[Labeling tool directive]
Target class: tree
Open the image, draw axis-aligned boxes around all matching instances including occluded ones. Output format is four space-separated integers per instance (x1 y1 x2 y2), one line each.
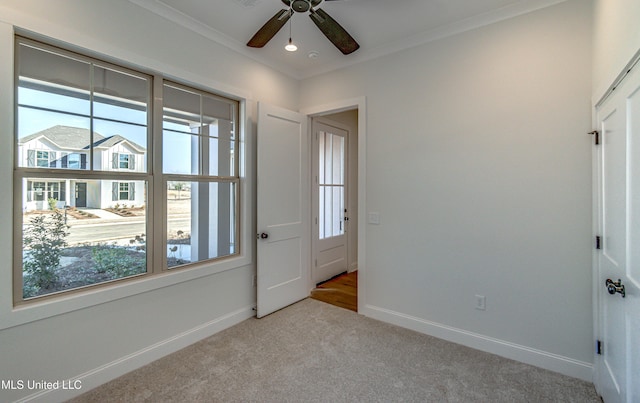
173 182 185 199
23 210 69 297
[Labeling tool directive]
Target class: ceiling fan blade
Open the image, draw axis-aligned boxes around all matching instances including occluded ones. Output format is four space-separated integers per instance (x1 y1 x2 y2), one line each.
247 9 293 48
309 8 359 55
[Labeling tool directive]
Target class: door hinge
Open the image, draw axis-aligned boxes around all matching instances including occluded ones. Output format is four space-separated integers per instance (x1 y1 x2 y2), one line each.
596 340 603 355
589 130 600 145
596 236 602 250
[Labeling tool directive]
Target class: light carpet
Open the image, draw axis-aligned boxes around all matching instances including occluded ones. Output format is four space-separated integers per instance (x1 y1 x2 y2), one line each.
71 299 599 402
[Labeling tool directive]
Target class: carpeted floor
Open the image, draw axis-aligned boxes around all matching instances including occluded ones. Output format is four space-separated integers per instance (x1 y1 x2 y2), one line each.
70 299 599 402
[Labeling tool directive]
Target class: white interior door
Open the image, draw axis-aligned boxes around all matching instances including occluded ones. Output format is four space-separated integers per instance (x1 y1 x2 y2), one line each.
256 103 310 318
312 119 348 284
594 62 640 403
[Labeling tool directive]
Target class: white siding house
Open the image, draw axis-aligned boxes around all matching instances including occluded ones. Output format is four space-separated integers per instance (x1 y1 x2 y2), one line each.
18 125 146 211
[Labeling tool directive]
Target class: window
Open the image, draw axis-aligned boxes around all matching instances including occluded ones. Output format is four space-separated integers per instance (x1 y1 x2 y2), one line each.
112 182 135 201
112 152 135 170
36 150 51 167
119 153 130 169
28 181 45 201
163 82 239 268
26 180 66 203
14 38 150 301
318 130 345 239
64 153 86 169
14 37 240 304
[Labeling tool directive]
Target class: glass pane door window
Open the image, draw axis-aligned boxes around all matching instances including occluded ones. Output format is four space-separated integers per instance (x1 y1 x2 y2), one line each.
318 130 345 240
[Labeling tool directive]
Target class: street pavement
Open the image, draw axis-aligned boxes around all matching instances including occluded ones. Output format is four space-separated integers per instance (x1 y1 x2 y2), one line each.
37 208 191 245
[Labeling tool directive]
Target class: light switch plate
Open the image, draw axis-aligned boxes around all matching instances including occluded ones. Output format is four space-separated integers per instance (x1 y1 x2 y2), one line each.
368 212 380 225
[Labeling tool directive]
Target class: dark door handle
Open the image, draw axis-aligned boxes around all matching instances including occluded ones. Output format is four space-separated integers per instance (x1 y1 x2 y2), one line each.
257 232 269 239
606 279 625 298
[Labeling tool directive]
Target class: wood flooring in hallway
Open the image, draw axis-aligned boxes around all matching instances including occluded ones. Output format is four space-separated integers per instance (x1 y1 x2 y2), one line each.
310 271 357 312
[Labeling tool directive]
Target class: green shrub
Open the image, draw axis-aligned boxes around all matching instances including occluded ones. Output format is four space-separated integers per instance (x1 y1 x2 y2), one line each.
92 245 145 278
47 197 58 211
22 211 69 297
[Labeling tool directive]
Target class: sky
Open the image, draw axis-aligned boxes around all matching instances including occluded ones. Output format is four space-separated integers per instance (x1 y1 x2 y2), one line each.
17 86 227 175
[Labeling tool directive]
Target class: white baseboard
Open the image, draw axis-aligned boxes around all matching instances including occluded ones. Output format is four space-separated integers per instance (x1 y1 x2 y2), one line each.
361 304 593 382
18 306 255 403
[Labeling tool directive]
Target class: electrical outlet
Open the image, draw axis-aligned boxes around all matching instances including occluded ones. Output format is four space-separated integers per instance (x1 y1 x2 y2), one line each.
475 295 486 311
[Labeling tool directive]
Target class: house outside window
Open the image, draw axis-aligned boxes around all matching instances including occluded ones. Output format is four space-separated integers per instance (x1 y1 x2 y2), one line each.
14 36 241 304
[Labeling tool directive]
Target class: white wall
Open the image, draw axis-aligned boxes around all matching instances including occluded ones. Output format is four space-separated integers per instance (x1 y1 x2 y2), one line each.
592 0 640 101
301 0 594 379
0 0 298 401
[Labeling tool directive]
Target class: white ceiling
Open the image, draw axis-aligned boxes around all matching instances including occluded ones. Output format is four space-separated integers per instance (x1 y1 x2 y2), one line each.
127 0 566 79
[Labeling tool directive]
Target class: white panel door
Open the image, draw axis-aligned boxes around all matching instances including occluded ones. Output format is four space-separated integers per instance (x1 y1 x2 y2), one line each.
312 119 348 284
594 63 640 403
256 103 310 318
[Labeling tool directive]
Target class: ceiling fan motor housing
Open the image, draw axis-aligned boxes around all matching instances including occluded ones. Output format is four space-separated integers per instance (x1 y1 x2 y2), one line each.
282 0 322 13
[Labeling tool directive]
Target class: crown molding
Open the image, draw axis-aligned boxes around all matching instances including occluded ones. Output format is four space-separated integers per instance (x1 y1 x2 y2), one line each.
127 0 304 79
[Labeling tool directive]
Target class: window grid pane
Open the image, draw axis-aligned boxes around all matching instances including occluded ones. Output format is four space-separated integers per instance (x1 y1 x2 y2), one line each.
17 42 150 173
166 180 237 268
318 130 345 240
21 178 148 300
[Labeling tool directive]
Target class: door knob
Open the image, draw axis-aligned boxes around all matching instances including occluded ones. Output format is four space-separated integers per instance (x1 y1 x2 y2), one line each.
606 279 625 298
257 232 269 239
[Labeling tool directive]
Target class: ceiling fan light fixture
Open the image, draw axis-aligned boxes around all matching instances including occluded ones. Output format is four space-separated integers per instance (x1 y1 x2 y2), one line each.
285 16 298 52
285 38 298 52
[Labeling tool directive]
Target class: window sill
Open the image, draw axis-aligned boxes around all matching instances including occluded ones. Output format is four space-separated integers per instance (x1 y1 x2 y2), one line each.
1 253 251 331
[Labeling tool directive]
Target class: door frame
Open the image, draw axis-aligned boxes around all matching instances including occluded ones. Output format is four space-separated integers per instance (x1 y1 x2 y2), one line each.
302 96 366 312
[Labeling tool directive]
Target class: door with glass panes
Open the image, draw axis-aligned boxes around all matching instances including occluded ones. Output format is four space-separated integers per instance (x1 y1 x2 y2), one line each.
312 119 348 284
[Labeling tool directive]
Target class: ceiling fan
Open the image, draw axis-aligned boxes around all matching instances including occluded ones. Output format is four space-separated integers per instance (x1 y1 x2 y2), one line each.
247 0 359 55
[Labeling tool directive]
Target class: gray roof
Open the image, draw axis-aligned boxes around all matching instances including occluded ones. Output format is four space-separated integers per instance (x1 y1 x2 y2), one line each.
19 125 146 153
